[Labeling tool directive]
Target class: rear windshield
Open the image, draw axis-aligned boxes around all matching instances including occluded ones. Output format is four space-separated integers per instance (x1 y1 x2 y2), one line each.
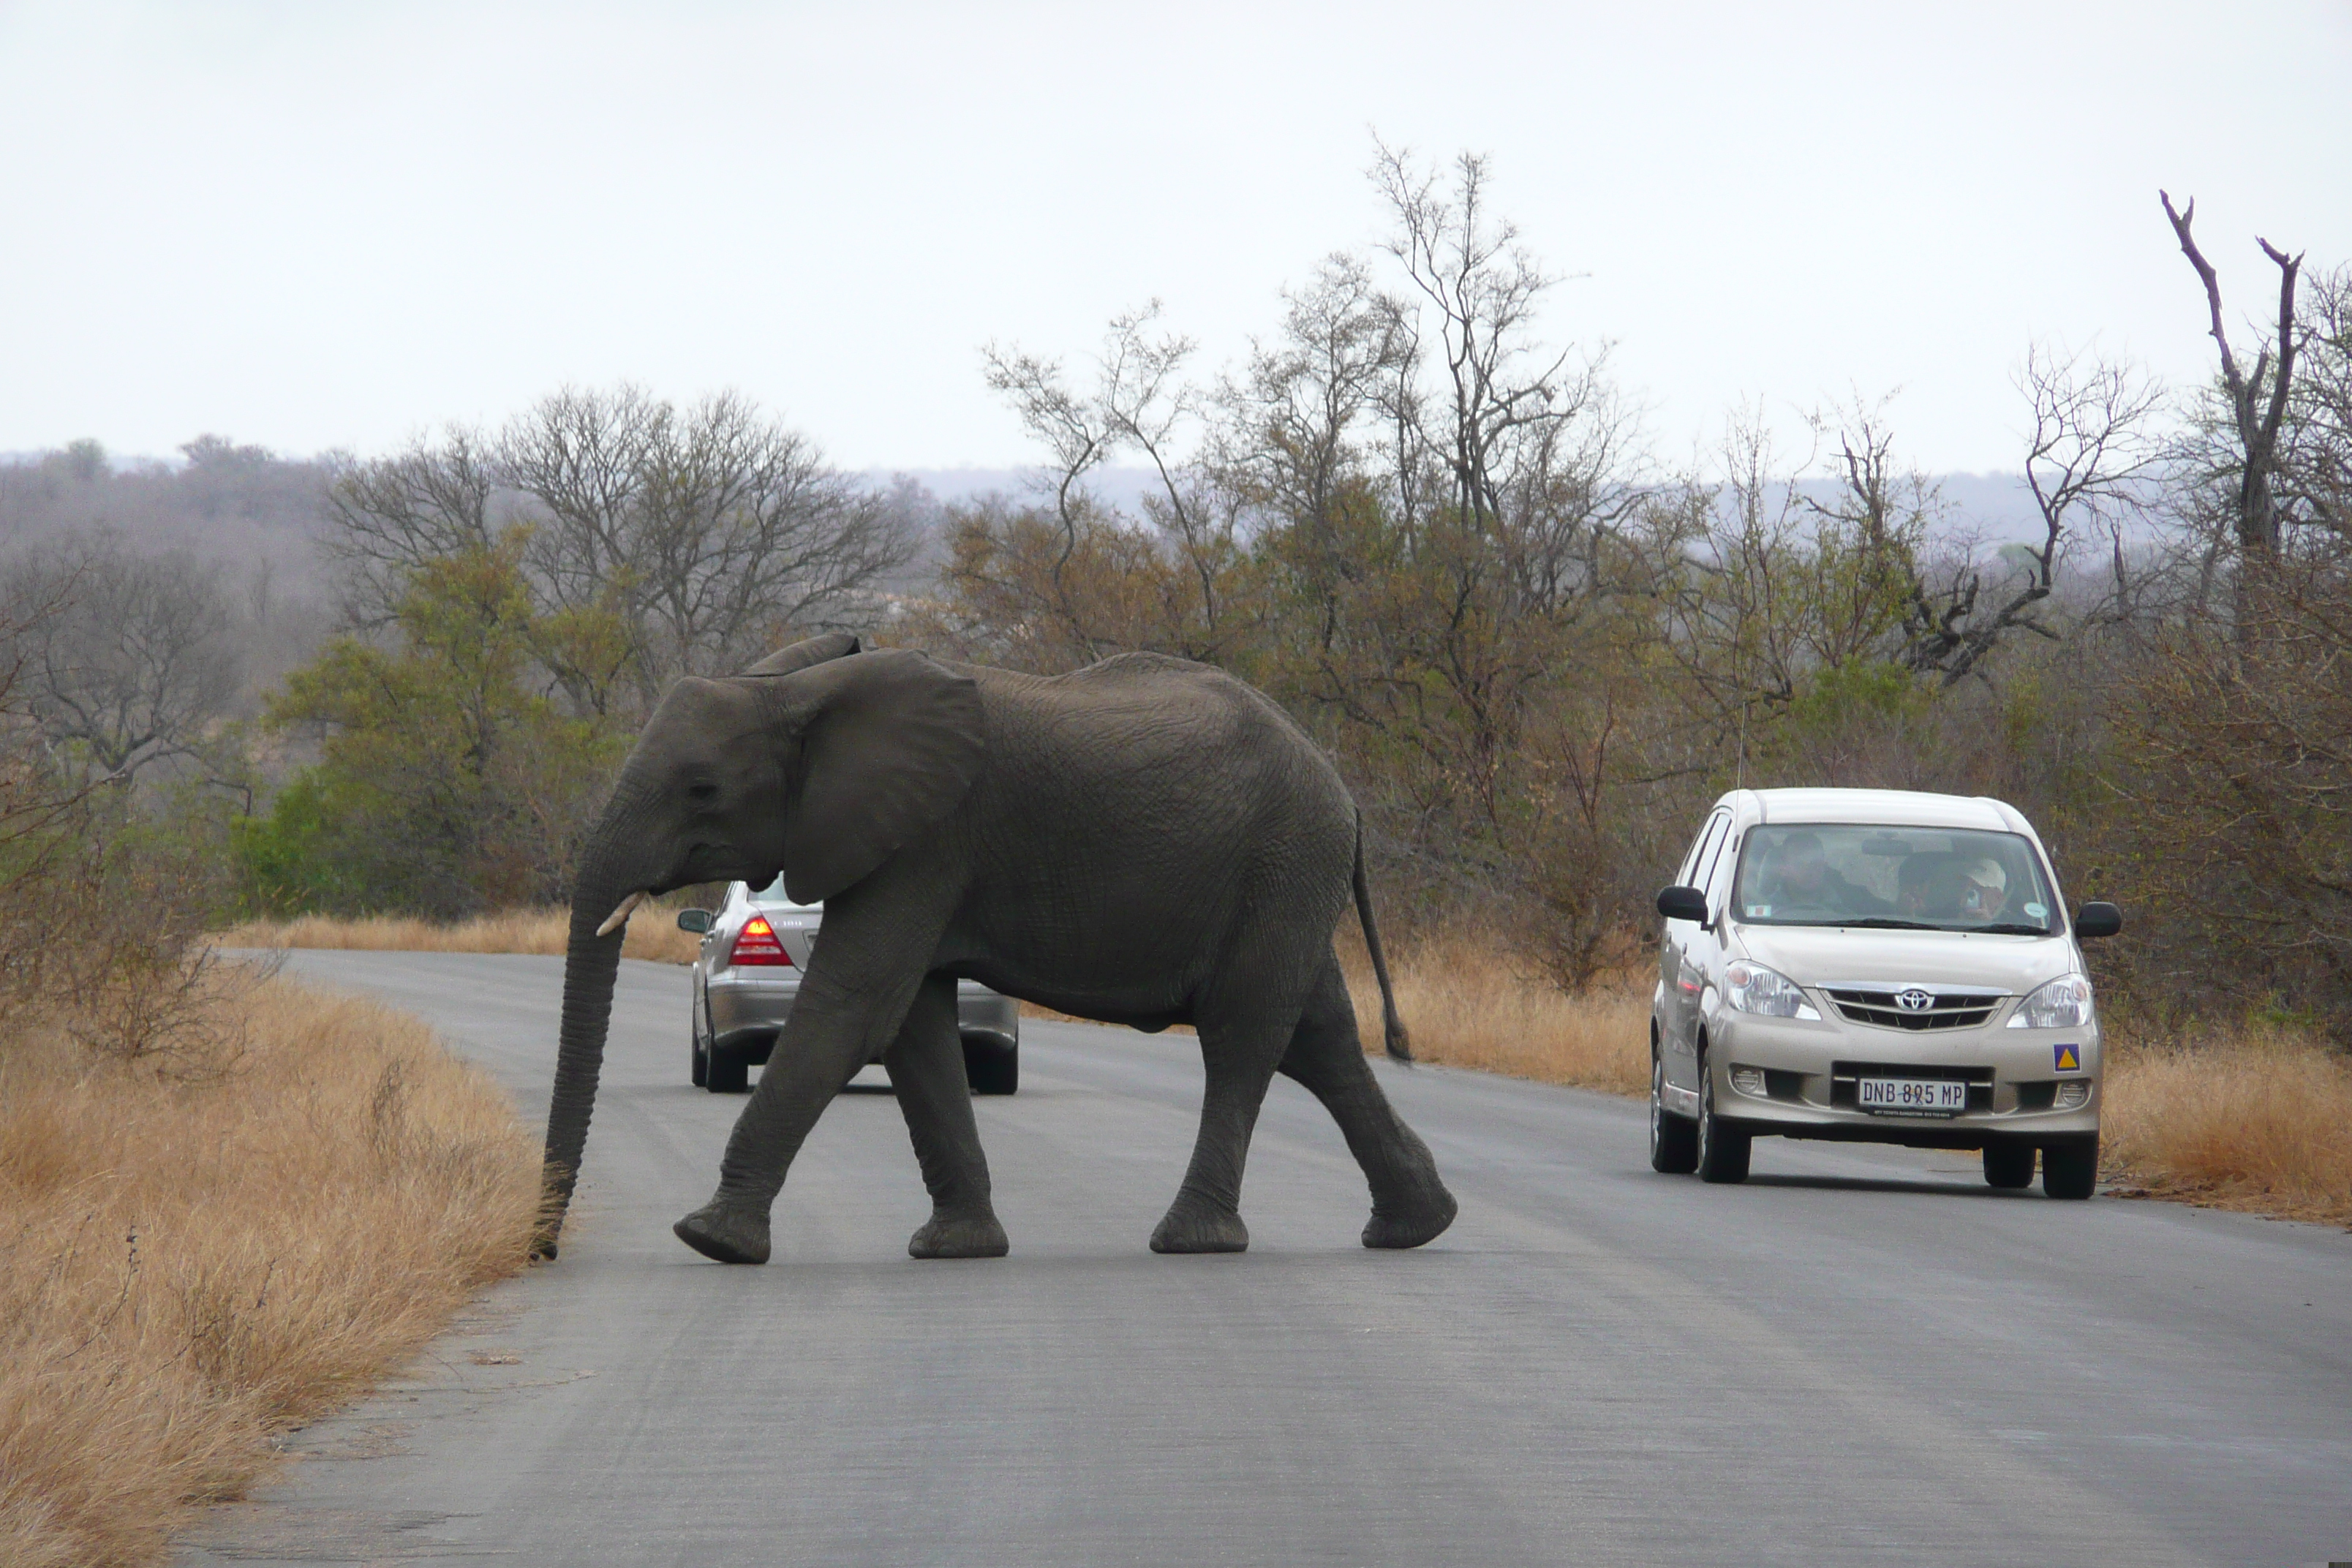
1732 824 2059 934
746 875 821 913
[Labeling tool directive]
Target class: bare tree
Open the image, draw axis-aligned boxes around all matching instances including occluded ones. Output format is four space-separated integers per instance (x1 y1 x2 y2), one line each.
320 424 502 628
0 533 243 783
320 385 922 716
504 386 919 709
2154 190 2304 583
1368 142 1645 614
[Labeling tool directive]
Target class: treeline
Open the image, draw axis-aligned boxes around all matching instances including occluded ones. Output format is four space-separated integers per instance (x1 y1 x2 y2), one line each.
2 151 2346 1035
902 157 2352 1032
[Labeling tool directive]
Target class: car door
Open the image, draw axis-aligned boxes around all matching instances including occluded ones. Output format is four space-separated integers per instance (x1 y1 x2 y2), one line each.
1686 814 1746 1061
1662 809 1730 1085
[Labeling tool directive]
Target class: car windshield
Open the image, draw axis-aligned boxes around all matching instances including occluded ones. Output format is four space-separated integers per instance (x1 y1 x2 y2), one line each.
1731 824 2059 934
745 875 821 913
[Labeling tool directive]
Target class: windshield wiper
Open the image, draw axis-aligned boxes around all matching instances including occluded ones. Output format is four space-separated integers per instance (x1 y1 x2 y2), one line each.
1972 922 2055 936
1833 917 1940 930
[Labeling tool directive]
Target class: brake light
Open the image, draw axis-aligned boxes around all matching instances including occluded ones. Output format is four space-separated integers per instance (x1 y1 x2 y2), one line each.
728 914 793 968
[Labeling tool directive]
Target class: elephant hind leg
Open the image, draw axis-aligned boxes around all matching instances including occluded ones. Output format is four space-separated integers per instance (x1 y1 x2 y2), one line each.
1278 955 1458 1250
888 973 1009 1259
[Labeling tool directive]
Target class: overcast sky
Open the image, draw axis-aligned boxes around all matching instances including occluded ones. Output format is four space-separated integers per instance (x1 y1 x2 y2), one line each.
4 1 2348 477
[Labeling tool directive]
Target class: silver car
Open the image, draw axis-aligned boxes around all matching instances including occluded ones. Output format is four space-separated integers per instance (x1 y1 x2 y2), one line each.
1650 788 2122 1198
676 875 1021 1096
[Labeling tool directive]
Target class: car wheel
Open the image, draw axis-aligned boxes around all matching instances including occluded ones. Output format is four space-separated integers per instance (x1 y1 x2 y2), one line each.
963 1035 1017 1096
1695 1056 1752 1184
1649 1049 1698 1174
2041 1136 2098 1199
706 1046 750 1094
1983 1142 2035 1188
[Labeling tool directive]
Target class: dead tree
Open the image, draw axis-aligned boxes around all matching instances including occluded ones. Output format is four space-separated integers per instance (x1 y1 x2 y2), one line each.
2160 191 2304 632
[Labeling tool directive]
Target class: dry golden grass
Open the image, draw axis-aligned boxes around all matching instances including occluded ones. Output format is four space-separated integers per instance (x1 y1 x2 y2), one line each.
0 975 541 1568
1341 932 1648 1094
216 907 700 965
2103 1024 2352 1227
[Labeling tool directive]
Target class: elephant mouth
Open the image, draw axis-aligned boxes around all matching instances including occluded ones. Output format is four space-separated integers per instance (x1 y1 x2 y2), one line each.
593 843 760 935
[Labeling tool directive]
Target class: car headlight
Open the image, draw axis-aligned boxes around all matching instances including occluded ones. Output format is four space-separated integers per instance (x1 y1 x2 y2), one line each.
2008 974 2095 1029
1724 961 1820 1019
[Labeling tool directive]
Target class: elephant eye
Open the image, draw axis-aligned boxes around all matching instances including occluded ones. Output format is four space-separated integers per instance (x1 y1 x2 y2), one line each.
687 782 720 804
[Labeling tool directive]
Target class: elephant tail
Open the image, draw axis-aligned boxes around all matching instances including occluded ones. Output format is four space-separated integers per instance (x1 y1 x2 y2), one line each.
1352 818 1412 1063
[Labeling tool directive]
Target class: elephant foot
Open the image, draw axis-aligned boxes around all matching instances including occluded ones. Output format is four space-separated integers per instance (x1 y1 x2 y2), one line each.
1362 1186 1459 1250
673 1201 772 1265
908 1210 1009 1259
1149 1193 1249 1254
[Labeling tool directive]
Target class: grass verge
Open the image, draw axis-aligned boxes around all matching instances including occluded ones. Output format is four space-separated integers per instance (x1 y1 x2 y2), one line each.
0 973 540 1568
2103 1025 2352 1228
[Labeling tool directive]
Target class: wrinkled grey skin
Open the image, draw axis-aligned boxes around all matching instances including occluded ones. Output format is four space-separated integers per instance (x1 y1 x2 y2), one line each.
538 633 1456 1265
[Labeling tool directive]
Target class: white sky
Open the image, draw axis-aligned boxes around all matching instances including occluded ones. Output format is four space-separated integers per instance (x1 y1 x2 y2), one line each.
3 1 2348 476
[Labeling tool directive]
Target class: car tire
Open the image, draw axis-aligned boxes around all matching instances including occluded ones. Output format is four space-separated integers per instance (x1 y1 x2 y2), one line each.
2041 1137 2098 1200
1695 1058 1752 1184
1983 1142 2035 1188
690 997 710 1088
962 1036 1018 1096
706 1047 750 1094
1650 1049 1698 1174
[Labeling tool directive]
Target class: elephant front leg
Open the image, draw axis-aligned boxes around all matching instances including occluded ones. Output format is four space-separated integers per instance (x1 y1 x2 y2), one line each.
887 973 1008 1259
674 971 910 1265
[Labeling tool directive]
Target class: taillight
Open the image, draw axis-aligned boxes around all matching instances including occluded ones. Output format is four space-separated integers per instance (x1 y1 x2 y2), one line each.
728 914 794 968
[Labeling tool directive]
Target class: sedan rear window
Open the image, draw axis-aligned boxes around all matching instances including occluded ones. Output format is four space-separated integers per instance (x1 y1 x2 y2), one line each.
1732 825 2059 934
746 875 821 913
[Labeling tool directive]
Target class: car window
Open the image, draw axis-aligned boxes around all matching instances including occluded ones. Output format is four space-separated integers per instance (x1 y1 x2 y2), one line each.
1731 824 2058 932
1683 812 1730 892
1701 825 1742 905
1689 812 1733 897
745 874 822 914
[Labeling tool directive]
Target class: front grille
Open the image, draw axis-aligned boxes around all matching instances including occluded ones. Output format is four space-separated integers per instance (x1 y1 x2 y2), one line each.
1828 987 2002 1031
1831 1060 1994 1113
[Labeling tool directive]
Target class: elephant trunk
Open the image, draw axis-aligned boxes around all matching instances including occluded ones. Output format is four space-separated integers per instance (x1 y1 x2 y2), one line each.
535 799 652 1260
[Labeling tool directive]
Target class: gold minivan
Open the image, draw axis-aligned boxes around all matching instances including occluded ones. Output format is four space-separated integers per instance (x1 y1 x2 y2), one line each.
1650 788 2121 1197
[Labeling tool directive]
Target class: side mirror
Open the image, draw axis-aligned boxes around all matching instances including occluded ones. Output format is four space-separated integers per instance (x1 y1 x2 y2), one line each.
2072 901 2122 941
675 908 714 935
1656 885 1710 924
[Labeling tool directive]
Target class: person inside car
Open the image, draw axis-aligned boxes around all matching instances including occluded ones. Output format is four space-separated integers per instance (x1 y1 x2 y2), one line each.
1760 831 1886 913
1917 856 2008 923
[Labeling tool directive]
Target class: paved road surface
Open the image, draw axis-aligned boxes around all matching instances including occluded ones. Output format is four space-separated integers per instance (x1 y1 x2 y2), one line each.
181 951 2351 1567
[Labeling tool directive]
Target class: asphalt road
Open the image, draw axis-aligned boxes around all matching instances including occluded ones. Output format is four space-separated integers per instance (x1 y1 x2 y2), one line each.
180 951 2350 1567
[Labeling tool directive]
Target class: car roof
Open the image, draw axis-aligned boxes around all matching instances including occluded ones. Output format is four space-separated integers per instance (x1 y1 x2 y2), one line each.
1732 788 2026 834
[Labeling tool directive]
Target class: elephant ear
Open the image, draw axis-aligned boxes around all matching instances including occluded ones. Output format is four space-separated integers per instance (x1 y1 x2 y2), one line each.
774 649 984 904
742 631 860 677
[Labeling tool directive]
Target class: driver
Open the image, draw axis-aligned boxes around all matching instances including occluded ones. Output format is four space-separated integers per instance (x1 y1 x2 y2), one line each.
1763 832 1882 912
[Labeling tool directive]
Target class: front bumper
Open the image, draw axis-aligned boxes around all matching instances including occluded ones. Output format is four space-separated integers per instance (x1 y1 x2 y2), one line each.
706 970 1019 1060
1699 1011 2100 1145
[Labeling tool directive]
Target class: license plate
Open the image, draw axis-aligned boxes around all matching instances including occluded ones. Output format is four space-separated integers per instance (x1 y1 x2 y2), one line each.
1857 1077 1968 1115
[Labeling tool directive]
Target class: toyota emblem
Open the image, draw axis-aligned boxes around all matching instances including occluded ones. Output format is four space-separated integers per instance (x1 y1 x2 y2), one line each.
1895 987 1934 1011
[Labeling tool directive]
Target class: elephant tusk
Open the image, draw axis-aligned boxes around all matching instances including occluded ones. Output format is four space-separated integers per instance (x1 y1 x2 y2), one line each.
595 892 647 938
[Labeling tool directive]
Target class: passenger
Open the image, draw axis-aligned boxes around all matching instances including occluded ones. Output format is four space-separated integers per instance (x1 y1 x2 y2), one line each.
1918 857 2008 922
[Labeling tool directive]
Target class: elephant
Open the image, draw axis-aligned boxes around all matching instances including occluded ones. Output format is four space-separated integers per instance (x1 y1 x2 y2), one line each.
537 632 1458 1266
